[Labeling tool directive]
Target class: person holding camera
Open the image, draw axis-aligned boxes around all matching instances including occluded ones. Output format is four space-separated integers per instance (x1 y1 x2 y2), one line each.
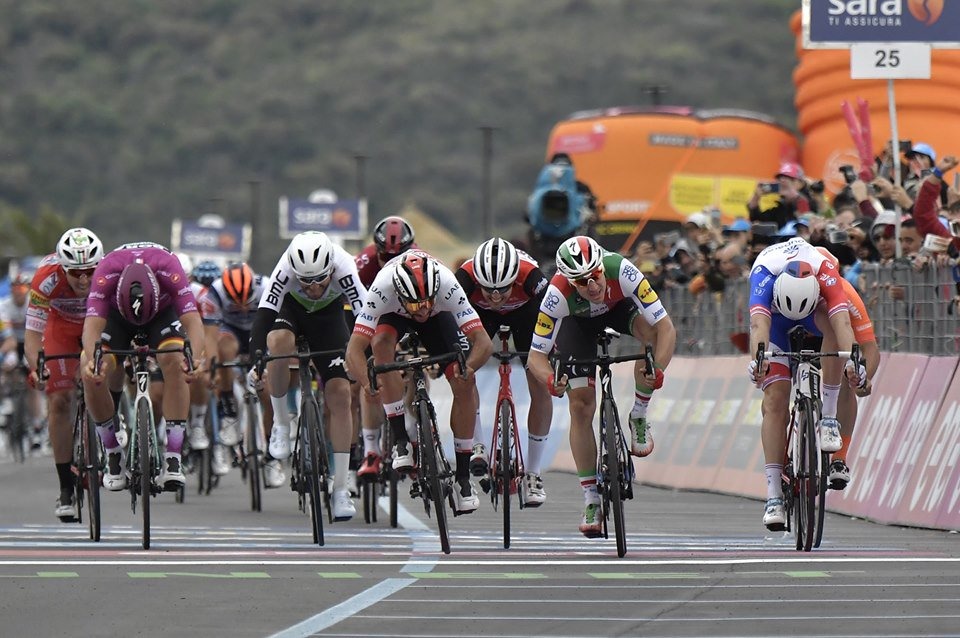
747 162 812 230
911 155 959 252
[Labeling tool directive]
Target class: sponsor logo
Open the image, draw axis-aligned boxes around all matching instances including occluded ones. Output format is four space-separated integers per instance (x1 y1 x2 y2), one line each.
455 309 473 320
543 292 560 312
819 274 837 287
652 308 666 320
39 273 59 296
622 263 638 283
533 278 548 295
635 278 659 305
328 356 345 368
534 313 555 337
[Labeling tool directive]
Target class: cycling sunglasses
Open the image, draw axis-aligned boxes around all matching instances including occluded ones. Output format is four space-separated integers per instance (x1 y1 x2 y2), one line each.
297 273 332 287
571 268 604 287
66 267 96 278
481 283 512 296
402 299 435 314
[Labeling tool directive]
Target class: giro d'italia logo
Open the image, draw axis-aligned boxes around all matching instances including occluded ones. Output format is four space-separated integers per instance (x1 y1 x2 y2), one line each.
907 0 944 25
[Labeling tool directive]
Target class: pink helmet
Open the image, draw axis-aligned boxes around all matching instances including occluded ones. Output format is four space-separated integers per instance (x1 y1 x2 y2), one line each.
116 261 160 326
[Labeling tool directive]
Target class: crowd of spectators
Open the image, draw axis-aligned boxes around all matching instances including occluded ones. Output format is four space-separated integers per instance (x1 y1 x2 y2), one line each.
630 142 960 308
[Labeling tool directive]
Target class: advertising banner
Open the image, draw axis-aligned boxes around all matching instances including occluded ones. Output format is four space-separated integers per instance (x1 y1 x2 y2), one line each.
170 218 251 263
803 0 960 48
279 197 367 240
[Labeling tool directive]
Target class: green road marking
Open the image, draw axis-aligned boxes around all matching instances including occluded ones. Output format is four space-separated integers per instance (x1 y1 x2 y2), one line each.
591 573 710 580
317 572 362 578
413 572 546 579
127 572 271 579
784 571 830 578
0 572 80 578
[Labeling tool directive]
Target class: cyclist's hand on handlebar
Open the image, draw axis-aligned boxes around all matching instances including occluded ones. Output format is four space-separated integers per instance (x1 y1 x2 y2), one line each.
26 368 44 391
246 366 266 391
642 367 664 390
80 350 105 384
844 358 867 389
747 359 768 387
546 372 568 397
855 377 873 397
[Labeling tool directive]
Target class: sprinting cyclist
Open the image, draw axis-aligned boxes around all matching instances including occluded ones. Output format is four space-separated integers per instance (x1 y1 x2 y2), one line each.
747 236 865 531
353 216 417 481
21 228 104 520
455 237 553 506
248 231 367 521
1 272 44 448
202 263 284 486
345 250 493 515
527 236 676 537
80 242 207 491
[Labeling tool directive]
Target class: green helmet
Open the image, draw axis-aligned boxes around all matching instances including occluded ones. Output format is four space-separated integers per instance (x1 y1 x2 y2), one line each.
556 236 604 279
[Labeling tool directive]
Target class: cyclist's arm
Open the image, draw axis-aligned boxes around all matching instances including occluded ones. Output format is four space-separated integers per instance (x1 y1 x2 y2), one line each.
749 313 771 357
862 339 880 380
23 328 42 371
345 331 372 389
178 310 207 369
650 313 677 371
80 315 108 375
526 349 553 387
463 326 492 375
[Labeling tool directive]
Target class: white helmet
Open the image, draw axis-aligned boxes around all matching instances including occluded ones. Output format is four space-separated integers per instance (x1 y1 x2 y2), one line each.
473 238 520 290
175 252 194 277
287 231 334 280
773 261 820 320
57 227 104 269
556 236 604 280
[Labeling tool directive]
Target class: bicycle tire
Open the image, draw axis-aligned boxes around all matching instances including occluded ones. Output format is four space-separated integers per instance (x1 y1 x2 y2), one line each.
418 399 450 555
794 398 817 552
83 409 101 542
8 390 27 463
196 446 211 497
247 401 262 513
384 424 398 529
137 397 152 550
602 398 627 558
814 450 829 548
301 399 325 546
498 399 512 550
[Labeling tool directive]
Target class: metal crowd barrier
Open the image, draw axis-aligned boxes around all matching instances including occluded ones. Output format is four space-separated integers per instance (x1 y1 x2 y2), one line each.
611 262 960 357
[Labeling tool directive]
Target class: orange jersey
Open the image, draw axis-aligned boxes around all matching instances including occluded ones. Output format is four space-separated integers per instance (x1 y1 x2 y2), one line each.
25 254 88 333
842 278 875 344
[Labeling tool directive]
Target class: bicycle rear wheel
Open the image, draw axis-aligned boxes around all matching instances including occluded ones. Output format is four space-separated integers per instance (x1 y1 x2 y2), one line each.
301 399 325 546
794 398 817 552
418 400 450 555
602 398 627 557
137 398 152 550
83 409 101 542
498 399 513 549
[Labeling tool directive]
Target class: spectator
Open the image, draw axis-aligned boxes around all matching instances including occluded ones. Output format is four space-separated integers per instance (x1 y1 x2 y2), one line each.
898 216 923 257
747 162 812 229
722 218 751 251
867 210 899 263
912 154 958 252
904 143 937 201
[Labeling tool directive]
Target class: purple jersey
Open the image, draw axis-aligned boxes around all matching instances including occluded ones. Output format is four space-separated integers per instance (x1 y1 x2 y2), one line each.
86 243 198 319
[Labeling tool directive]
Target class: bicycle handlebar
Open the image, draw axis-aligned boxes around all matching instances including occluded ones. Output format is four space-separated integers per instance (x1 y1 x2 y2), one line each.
36 350 80 381
93 339 195 375
366 348 465 392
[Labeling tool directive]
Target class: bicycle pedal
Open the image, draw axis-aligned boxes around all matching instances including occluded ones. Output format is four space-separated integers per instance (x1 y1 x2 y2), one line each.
479 477 491 493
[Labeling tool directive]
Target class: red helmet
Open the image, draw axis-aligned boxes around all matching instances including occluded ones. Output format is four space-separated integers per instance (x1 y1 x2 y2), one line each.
116 261 160 326
373 216 415 257
392 252 439 305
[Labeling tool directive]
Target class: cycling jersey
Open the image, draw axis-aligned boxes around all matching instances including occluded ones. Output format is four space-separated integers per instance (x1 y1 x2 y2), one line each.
748 237 848 320
203 273 267 331
530 251 666 355
353 250 483 339
0 296 27 342
455 250 548 314
87 244 198 320
26 254 88 332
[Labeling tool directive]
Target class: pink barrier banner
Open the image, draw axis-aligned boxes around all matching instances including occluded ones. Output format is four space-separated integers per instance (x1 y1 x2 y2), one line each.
711 374 766 500
830 353 937 522
633 357 697 486
897 360 960 529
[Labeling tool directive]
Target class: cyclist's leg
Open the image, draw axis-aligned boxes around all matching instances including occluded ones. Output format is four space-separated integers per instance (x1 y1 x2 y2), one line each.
371 315 411 468
759 316 794 529
625 305 669 457
150 308 190 487
40 320 82 517
264 299 303 460
214 326 243 446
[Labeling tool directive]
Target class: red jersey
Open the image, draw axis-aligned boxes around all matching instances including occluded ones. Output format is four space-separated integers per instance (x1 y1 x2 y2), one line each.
455 251 548 315
354 242 419 288
26 254 88 333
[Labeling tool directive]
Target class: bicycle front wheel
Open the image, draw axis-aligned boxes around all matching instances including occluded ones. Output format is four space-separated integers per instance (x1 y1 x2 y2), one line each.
418 400 450 555
247 404 262 513
137 398 152 550
83 409 101 542
602 398 627 558
498 399 513 549
301 399 325 546
794 398 817 552
814 449 829 548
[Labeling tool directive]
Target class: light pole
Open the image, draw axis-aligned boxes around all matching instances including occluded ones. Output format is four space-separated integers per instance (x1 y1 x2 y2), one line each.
479 126 496 240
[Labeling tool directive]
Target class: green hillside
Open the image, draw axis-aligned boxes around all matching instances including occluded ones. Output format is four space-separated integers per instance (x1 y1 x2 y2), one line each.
0 0 800 270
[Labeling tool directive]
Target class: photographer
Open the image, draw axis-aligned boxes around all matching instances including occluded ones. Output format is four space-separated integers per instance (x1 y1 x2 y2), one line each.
912 155 959 252
747 162 812 229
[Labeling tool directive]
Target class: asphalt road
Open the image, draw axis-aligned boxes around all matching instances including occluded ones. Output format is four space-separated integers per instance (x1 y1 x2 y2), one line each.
1 451 958 638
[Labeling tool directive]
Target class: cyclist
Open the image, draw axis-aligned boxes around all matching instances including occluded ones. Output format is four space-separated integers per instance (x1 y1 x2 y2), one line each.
0 272 44 447
174 253 219 456
455 237 553 506
527 235 677 537
21 228 104 520
345 250 494 515
80 242 207 492
203 262 284 486
353 216 417 481
814 247 880 491
248 231 367 521
747 236 865 531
